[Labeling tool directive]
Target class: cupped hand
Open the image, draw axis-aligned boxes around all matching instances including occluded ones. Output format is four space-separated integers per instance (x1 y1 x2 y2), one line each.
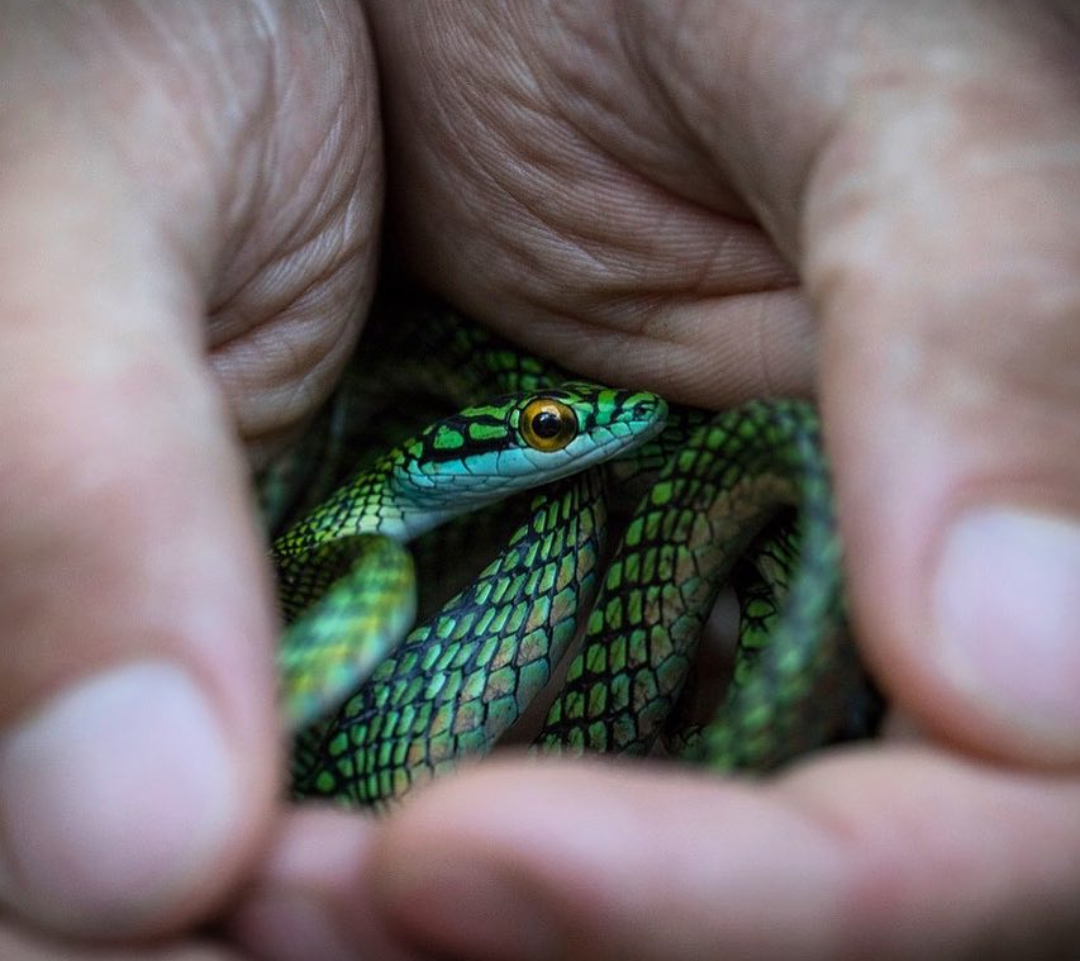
0 0 381 940
364 0 1080 761
228 2 1080 958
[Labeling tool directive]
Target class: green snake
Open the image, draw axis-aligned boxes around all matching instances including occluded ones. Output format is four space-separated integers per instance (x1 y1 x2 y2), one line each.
261 296 877 807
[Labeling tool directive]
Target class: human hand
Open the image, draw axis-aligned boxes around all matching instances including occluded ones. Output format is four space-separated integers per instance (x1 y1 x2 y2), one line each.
228 2 1080 957
0 0 381 942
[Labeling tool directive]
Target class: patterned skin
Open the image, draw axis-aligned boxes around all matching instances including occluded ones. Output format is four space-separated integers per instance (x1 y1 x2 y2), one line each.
267 303 867 808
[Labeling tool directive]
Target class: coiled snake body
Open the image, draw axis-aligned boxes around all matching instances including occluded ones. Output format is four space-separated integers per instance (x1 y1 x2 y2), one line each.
261 298 877 808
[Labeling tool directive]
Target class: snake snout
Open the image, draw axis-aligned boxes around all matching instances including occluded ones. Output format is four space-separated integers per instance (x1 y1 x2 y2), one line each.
633 398 662 419
628 395 668 435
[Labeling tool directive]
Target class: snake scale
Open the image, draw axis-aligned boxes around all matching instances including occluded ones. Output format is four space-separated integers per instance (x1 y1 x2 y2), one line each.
259 294 879 808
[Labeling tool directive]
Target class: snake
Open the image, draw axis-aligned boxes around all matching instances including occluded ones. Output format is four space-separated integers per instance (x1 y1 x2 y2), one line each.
261 296 878 808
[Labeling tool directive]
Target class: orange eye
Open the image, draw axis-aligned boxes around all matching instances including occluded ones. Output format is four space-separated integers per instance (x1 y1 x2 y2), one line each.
519 397 578 452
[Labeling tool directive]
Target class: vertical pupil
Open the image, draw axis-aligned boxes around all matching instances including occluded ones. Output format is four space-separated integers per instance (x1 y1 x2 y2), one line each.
531 409 562 439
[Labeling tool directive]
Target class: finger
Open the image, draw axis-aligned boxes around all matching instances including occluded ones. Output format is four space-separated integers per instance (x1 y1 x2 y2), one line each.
802 5 1080 764
227 808 418 961
0 85 278 941
0 919 239 961
0 0 384 938
361 755 1080 961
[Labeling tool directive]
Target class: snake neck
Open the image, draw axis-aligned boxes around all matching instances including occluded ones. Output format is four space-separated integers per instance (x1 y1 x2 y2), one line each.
273 466 458 561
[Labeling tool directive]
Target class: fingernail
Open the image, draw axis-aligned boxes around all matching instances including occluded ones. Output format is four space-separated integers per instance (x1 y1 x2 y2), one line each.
0 661 239 933
381 862 562 961
933 507 1080 744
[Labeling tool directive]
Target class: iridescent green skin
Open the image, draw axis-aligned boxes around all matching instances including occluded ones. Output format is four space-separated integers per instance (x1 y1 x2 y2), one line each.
271 341 667 732
292 471 608 803
274 383 666 549
271 302 873 808
537 400 861 770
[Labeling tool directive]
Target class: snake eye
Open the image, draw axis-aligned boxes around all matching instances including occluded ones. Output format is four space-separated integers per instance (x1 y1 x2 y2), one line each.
520 397 578 452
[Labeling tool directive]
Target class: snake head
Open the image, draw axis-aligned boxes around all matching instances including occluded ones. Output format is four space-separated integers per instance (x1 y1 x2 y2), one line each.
395 382 667 510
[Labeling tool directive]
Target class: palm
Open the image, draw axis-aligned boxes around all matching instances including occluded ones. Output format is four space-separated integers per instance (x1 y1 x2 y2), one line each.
14 0 382 462
370 1 814 408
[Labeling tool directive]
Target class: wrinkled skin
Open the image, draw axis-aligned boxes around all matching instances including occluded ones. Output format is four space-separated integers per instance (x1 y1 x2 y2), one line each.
0 1 1078 958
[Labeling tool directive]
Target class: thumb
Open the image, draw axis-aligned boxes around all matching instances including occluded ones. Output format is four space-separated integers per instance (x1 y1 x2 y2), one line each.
806 9 1080 765
0 120 279 936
